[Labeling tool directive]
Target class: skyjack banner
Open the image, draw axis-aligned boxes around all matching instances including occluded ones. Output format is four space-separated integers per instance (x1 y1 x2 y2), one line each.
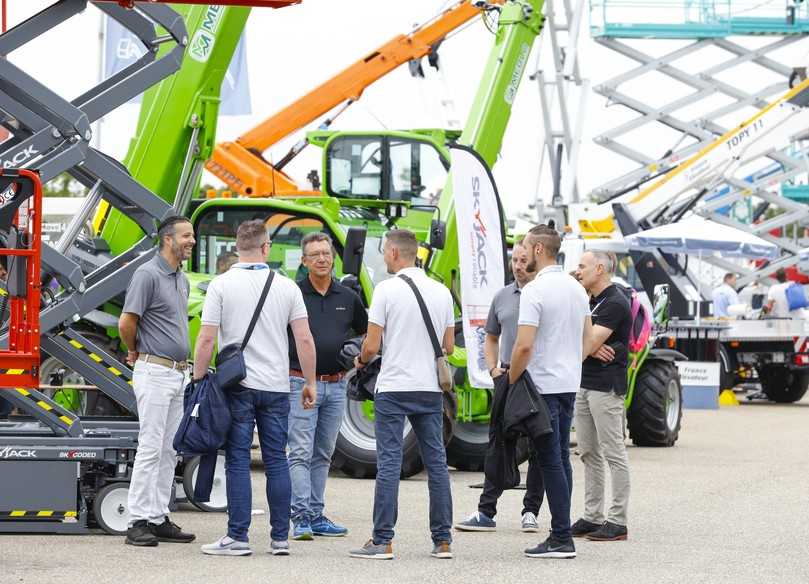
104 16 251 115
451 144 508 389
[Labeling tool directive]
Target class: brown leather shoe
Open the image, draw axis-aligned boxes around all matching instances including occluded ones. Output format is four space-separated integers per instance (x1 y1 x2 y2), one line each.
431 541 453 559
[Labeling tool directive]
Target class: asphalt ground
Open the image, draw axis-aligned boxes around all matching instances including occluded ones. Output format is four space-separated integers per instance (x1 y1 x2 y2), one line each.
3 396 808 584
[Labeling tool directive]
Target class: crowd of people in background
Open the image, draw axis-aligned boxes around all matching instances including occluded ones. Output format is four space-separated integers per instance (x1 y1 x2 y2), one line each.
119 217 635 560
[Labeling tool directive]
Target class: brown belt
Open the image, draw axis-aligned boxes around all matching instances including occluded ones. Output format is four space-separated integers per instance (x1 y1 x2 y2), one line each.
289 369 345 383
138 353 189 372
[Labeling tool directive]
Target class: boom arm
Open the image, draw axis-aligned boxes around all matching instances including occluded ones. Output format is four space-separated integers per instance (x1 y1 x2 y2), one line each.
95 2 300 255
205 0 500 197
429 0 545 285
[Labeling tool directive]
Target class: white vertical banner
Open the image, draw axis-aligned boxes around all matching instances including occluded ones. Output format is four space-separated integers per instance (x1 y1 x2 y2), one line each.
452 145 507 389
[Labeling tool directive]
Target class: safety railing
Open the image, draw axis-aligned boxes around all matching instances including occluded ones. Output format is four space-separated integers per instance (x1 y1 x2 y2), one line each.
591 0 809 38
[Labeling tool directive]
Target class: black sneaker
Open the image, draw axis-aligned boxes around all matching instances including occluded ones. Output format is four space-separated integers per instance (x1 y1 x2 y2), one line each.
150 518 196 543
586 521 628 542
125 520 158 547
570 518 601 538
524 535 576 559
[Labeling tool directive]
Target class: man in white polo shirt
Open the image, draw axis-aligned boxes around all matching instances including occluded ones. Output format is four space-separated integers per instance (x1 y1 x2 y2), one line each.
349 229 455 561
509 224 592 559
194 219 317 557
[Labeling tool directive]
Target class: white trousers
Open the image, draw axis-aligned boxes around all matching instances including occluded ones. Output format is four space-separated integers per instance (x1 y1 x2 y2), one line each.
127 360 187 526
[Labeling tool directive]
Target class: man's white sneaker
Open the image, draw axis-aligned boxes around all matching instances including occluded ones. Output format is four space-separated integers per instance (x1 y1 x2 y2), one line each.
269 540 290 556
201 536 252 556
521 512 540 533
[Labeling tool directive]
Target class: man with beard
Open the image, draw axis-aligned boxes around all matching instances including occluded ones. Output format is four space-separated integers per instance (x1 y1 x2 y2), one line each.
350 229 455 560
119 215 197 547
456 239 545 533
509 224 594 559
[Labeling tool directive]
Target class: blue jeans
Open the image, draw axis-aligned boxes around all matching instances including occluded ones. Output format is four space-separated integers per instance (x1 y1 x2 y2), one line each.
288 376 347 522
373 391 452 545
225 388 291 543
530 392 576 540
556 393 574 496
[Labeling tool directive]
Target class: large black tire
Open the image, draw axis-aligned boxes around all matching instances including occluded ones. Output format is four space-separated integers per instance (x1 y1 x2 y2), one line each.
445 422 488 471
759 366 809 403
182 454 228 512
627 360 682 447
332 400 423 479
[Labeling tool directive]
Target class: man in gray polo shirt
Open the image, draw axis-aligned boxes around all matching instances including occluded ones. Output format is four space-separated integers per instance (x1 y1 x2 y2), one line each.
119 216 196 548
455 239 544 533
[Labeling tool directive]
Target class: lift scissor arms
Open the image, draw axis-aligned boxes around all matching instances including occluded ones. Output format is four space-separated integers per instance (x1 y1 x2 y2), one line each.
206 0 502 197
0 1 193 435
578 77 809 236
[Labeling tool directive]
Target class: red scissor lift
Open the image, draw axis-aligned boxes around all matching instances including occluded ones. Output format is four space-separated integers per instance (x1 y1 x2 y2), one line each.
0 169 42 391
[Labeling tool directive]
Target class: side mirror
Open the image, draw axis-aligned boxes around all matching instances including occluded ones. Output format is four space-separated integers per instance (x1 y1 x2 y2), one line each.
430 219 446 250
342 226 367 277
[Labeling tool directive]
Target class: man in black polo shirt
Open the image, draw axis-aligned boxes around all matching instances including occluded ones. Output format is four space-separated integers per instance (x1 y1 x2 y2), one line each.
288 232 367 540
572 250 631 542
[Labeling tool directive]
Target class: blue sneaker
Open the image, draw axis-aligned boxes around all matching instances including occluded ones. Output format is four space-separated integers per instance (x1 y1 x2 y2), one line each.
292 519 314 541
454 512 496 532
311 515 348 537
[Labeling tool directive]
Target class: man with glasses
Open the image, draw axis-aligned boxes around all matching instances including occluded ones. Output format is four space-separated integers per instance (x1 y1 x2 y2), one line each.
288 232 367 540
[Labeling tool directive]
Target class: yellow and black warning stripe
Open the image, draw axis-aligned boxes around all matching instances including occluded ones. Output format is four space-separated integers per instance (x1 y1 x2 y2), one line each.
65 337 133 386
11 386 75 426
0 510 78 519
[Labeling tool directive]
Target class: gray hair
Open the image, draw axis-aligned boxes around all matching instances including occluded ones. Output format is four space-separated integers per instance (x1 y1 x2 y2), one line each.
301 231 334 255
589 250 616 274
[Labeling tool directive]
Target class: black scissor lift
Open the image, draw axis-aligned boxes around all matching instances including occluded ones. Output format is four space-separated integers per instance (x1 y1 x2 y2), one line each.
0 1 225 535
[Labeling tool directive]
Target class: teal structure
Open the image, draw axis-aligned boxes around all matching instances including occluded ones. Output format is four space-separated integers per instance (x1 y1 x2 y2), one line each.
591 1 809 38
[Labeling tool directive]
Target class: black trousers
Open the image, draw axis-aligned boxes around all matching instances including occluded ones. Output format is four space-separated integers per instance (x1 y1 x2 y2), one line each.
478 447 544 519
477 373 545 519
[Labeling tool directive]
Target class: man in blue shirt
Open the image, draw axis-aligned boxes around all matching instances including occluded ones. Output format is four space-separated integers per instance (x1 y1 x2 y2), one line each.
712 273 739 317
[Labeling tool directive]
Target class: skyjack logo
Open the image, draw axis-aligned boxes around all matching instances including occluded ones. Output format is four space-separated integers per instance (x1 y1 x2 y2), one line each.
470 176 489 288
0 186 16 206
1 145 39 169
0 446 36 459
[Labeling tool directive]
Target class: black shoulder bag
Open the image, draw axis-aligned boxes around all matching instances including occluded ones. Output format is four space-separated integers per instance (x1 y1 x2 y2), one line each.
398 274 453 392
215 270 275 390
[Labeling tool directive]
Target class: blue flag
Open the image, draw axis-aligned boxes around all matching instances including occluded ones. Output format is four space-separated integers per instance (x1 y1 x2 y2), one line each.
104 16 251 115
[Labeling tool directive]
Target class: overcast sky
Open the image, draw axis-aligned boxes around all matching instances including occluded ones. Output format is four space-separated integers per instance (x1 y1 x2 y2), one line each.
10 1 809 220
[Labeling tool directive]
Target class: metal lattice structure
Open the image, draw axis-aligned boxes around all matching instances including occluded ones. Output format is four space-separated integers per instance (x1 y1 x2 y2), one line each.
531 0 589 221
589 1 809 202
580 0 809 290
